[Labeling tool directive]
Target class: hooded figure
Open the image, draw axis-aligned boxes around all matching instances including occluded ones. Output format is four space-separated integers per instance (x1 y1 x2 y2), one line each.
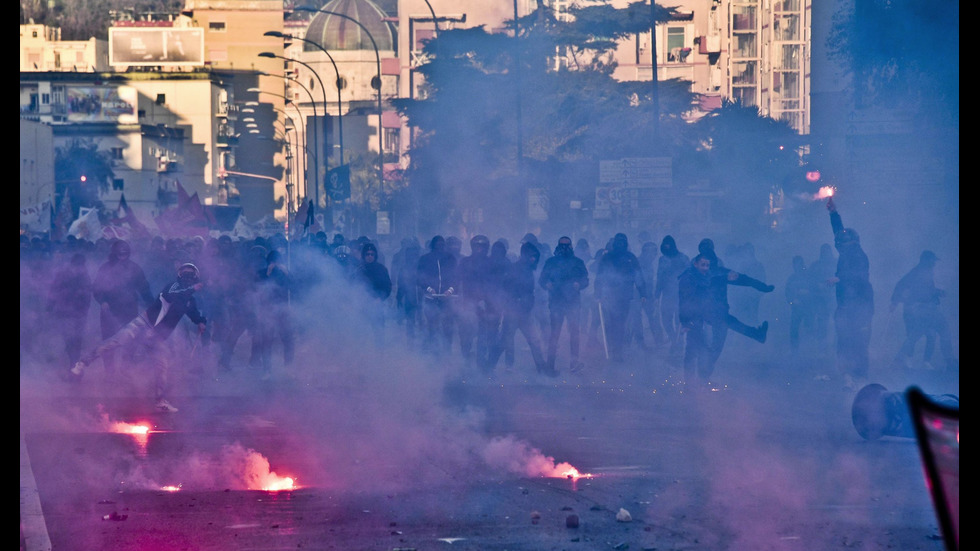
416 235 458 355
539 236 590 373
483 241 548 373
889 249 956 371
654 235 690 356
354 242 392 346
826 196 874 389
594 233 646 362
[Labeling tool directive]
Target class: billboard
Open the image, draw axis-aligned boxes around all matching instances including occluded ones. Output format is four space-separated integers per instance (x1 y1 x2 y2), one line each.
109 27 204 67
66 86 138 123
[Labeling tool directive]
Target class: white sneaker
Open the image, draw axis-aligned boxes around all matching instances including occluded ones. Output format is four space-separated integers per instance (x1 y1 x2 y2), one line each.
155 399 178 413
70 361 85 376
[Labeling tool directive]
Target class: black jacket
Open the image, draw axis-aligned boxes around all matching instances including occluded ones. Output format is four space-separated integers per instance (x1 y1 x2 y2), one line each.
539 253 589 306
143 280 207 340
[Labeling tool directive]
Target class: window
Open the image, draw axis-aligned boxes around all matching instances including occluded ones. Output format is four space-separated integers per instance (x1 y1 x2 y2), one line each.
110 147 124 160
156 94 166 105
383 128 400 162
209 21 226 32
41 93 50 105
666 27 685 62
32 30 38 38
112 178 124 191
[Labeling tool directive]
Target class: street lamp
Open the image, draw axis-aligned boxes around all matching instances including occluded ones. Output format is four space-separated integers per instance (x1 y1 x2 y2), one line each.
249 87 318 207
291 7 384 197
257 55 330 207
262 32 344 172
257 71 320 203
273 108 305 204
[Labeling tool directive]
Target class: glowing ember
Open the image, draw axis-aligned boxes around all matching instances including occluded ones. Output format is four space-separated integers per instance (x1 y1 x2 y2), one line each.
552 463 594 480
160 485 181 492
109 422 151 435
813 186 835 200
261 476 296 492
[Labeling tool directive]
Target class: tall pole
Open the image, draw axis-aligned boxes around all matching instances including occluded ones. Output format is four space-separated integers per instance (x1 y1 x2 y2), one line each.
252 87 318 209
282 103 308 204
264 71 317 202
259 54 331 208
263 35 344 170
294 6 384 197
650 0 660 138
274 107 305 204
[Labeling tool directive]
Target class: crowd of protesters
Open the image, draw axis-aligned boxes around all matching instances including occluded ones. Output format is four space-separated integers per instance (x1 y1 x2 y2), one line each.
20 196 958 409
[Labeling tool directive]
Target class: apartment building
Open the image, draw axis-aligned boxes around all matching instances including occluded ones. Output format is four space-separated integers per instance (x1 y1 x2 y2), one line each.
20 23 110 73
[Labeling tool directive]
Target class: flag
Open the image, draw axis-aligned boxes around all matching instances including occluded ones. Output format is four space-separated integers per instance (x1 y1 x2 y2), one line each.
327 165 351 202
108 193 151 239
176 180 192 205
68 206 104 242
155 185 212 238
291 199 309 239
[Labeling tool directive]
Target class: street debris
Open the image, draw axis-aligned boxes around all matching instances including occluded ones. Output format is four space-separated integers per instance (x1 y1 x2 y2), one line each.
566 514 580 528
616 508 632 522
102 512 128 521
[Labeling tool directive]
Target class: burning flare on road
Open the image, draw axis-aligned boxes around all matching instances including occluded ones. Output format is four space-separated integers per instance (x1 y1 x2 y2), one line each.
482 435 593 480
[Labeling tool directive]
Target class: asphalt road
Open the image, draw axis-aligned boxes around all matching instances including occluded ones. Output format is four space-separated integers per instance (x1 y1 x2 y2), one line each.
21 329 958 551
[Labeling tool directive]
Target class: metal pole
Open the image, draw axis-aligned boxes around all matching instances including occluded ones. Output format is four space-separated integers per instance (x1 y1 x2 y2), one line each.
294 7 384 198
252 87 319 213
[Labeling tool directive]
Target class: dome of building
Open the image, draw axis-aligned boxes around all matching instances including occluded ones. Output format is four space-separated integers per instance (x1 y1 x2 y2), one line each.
304 0 395 53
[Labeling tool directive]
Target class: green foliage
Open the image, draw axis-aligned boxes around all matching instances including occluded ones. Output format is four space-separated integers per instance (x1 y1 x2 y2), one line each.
827 0 958 115
55 139 115 216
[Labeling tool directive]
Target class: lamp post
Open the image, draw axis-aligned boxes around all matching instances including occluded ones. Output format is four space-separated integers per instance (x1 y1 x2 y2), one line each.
258 72 317 203
249 86 319 209
263 32 344 172
257 56 330 208
274 108 305 204
292 6 385 197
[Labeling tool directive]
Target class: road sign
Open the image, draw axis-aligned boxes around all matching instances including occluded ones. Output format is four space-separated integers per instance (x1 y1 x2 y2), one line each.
599 157 672 187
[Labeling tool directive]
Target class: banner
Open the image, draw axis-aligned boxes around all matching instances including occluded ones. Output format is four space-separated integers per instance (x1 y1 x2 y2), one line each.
20 200 52 233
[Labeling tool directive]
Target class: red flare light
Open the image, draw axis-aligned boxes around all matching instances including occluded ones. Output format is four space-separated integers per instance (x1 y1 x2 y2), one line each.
813 186 835 200
549 462 593 480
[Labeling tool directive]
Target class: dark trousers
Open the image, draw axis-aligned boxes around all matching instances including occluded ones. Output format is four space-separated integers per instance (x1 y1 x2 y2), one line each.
547 301 581 367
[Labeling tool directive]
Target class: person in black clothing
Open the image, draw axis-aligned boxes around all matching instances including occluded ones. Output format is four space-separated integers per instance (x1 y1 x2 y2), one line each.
826 196 874 389
655 235 690 362
594 233 647 363
46 252 92 369
678 254 713 385
483 242 549 374
698 238 774 381
417 235 458 356
539 236 589 373
394 239 423 348
456 235 493 366
485 238 513 367
808 243 837 349
353 242 393 347
69 263 208 413
784 255 815 353
254 249 295 375
91 239 155 376
889 249 957 371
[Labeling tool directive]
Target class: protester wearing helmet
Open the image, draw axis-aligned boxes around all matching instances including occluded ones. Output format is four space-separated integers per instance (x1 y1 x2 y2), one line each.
68 263 208 413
